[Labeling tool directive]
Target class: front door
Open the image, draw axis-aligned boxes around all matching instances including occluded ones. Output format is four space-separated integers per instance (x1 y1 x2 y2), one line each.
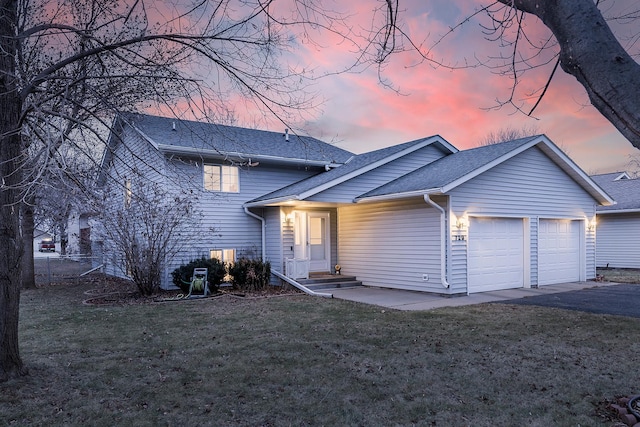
308 212 330 272
293 211 331 273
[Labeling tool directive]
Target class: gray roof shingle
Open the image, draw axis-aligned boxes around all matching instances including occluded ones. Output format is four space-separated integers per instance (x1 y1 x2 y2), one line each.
591 172 640 212
121 112 354 164
247 136 448 203
357 136 537 199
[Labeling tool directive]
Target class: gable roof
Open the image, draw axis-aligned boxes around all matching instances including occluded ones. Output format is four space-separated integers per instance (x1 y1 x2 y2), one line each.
356 135 614 206
591 172 640 213
245 135 457 206
104 113 354 169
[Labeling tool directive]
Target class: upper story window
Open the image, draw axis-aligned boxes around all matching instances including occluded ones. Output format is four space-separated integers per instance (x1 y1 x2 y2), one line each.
204 164 239 192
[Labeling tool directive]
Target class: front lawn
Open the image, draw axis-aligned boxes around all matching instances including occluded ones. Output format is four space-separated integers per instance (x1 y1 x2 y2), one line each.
3 278 637 426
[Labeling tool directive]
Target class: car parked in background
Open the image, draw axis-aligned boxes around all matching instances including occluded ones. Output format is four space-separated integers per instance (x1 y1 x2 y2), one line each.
38 239 55 252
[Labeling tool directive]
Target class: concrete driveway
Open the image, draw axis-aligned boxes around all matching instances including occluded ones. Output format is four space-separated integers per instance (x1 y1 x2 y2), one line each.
330 281 638 317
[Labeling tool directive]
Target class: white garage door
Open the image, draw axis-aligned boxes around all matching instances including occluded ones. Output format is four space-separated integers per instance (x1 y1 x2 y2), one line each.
538 219 580 286
468 217 524 293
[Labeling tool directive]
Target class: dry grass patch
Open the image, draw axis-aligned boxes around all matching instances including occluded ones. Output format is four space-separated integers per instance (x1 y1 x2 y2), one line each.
2 280 638 426
597 267 640 284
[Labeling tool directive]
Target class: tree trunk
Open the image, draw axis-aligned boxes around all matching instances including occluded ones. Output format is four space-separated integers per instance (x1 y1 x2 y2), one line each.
59 221 68 256
501 0 640 149
0 0 27 382
21 200 36 290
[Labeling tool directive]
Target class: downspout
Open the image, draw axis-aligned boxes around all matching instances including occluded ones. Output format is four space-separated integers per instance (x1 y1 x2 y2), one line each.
244 207 266 262
423 195 451 289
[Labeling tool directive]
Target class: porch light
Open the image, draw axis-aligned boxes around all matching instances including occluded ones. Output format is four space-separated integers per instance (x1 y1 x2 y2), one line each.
285 213 294 224
455 216 468 229
588 219 596 231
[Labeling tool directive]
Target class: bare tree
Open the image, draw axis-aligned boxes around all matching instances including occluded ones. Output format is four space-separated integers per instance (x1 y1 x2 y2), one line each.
0 0 355 382
382 1 640 149
479 125 540 146
490 0 640 149
96 178 199 296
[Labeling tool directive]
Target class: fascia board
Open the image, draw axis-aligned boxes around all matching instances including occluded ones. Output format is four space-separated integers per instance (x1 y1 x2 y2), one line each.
297 136 449 200
596 208 640 214
156 144 340 167
615 172 632 180
354 188 443 203
433 136 459 154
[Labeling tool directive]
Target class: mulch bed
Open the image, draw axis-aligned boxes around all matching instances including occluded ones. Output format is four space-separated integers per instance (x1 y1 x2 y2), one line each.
40 272 300 306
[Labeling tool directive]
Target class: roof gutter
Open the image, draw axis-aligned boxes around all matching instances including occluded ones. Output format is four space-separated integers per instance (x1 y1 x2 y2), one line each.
355 188 443 203
596 208 640 214
243 207 266 262
157 144 343 168
423 195 450 289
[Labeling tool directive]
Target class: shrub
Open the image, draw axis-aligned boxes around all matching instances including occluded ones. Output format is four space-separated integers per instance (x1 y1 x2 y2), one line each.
228 258 271 291
171 257 226 293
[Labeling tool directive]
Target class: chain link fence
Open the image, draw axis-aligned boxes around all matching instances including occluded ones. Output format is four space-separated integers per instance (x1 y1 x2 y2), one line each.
34 254 103 286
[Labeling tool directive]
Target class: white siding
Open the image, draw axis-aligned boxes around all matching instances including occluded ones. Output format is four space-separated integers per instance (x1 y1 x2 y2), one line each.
265 207 284 271
448 146 597 290
309 145 447 203
164 162 319 287
338 197 446 293
98 128 167 283
586 221 596 274
530 217 539 285
596 213 640 268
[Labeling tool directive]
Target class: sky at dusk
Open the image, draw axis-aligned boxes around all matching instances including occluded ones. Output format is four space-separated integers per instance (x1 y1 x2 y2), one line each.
247 0 638 175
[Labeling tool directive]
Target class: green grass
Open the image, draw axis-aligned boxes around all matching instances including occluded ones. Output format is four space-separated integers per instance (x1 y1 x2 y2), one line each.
2 279 638 426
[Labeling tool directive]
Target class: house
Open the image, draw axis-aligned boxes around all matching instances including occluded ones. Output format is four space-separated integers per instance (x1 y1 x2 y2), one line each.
590 172 640 268
96 113 613 295
67 209 92 256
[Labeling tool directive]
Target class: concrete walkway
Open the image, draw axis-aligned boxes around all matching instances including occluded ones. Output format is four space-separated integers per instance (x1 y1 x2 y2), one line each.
330 281 621 311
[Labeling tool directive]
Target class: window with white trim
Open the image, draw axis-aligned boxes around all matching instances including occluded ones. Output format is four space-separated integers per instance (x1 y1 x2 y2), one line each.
211 249 235 282
204 164 239 192
210 249 236 263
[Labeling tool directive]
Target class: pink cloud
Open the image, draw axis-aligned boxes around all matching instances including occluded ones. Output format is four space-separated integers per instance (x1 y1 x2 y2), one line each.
141 0 637 175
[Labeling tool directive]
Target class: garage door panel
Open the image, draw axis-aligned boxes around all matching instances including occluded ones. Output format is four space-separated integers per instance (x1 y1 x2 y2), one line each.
539 219 580 286
468 217 524 293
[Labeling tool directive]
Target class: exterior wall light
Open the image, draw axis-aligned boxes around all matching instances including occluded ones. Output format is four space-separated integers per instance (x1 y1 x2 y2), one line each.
455 217 468 229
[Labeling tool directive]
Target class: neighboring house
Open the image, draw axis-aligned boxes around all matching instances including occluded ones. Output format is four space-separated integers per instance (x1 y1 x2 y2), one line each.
96 113 613 295
67 209 92 256
590 172 640 268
